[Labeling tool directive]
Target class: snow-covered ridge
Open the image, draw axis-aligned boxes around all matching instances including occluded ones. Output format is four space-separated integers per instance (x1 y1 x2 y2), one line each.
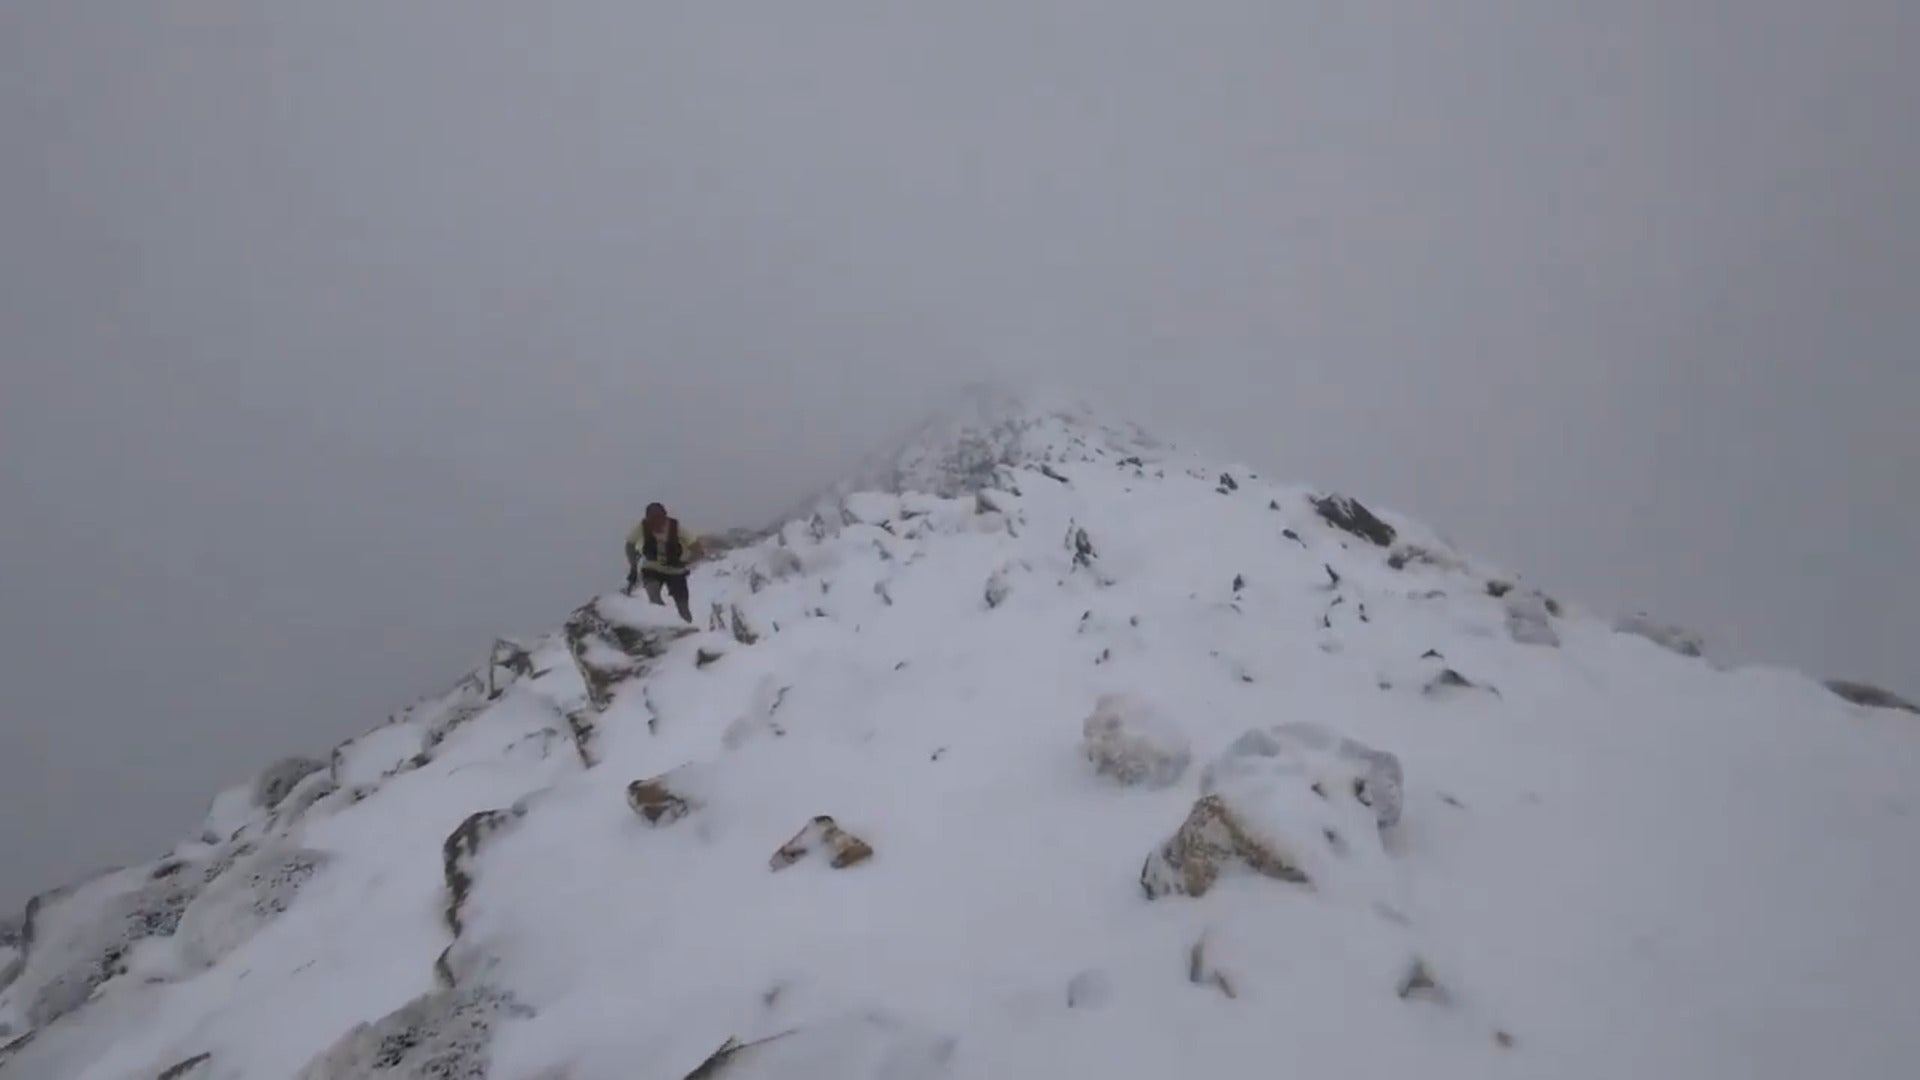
4 392 1917 1080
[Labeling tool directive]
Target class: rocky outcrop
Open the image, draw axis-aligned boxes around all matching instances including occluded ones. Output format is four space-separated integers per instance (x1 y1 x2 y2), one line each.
1310 494 1397 547
1613 614 1705 658
155 1051 213 1079
442 806 530 941
1144 723 1403 900
1082 693 1191 789
561 598 698 765
253 757 327 812
1825 679 1919 714
770 817 874 871
293 984 529 1080
11 870 204 1029
1504 590 1561 647
175 845 332 971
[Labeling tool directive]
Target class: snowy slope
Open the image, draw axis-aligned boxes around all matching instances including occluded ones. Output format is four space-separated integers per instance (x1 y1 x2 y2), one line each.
4 391 1918 1080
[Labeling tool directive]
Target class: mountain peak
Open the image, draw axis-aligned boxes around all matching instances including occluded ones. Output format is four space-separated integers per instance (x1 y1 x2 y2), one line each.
6 390 1919 1078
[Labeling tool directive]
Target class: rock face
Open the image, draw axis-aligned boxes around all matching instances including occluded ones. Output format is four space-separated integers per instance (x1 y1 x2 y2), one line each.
770 816 874 871
1504 591 1561 647
1310 494 1397 548
174 845 332 971
253 757 328 812
1825 679 1920 714
1082 692 1192 789
1614 614 1705 658
1144 723 1403 900
293 984 526 1080
5 868 206 1030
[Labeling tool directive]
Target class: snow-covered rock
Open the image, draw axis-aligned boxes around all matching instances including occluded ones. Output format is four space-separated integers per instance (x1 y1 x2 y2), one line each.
1614 613 1706 658
1504 589 1561 646
7 387 1920 1080
1825 678 1919 714
1081 692 1191 789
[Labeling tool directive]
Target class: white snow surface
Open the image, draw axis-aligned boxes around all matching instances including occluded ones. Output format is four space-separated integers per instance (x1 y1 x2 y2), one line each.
4 393 1919 1079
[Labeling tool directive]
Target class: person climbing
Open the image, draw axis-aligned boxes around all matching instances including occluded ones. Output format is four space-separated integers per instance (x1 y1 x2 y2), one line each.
624 501 701 622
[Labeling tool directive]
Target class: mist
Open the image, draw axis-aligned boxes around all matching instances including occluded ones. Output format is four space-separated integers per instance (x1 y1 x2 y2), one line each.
3 2 1915 909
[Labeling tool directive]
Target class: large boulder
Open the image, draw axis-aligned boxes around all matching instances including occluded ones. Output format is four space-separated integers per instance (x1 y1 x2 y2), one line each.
1143 723 1403 900
1825 679 1919 714
1310 493 1397 547
1082 693 1191 789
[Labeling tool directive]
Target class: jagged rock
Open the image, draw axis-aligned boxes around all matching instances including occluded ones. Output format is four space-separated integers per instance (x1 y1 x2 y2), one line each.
253 757 326 812
1614 614 1705 658
176 845 332 970
1081 693 1191 789
1145 723 1404 900
293 983 528 1080
1310 493 1397 547
442 805 530 939
564 600 697 711
1504 591 1561 647
696 647 727 668
155 1051 214 1079
1216 472 1239 494
16 870 205 1028
770 816 874 871
983 563 1018 609
1485 579 1514 598
1825 679 1920 714
1396 956 1449 1004
627 764 714 826
1423 668 1499 699
1139 794 1308 899
485 638 535 699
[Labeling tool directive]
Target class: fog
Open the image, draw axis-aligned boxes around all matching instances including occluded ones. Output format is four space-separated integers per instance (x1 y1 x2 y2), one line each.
3 2 1915 908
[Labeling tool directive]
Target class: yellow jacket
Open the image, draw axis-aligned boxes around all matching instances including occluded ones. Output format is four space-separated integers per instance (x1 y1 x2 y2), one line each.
625 518 700 574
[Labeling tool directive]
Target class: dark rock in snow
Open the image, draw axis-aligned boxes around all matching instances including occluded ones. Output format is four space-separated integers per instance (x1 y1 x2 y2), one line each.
1825 680 1920 714
253 757 327 812
1310 493 1397 547
1614 614 1705 658
442 806 530 939
627 763 714 826
1485 579 1514 598
155 1051 214 1079
292 983 528 1080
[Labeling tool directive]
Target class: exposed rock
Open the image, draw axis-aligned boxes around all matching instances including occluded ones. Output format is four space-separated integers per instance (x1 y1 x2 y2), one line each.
1310 493 1397 547
1614 614 1705 658
563 599 697 712
442 805 530 939
1825 679 1920 714
983 563 1018 609
1387 544 1466 573
1144 723 1404 900
1065 523 1097 570
293 983 528 1080
770 816 874 871
1504 590 1561 647
252 757 326 812
1216 472 1239 494
1139 794 1308 899
627 763 714 826
1188 934 1237 999
1395 956 1449 1005
19 871 204 1028
1082 692 1191 790
176 845 332 971
1423 668 1499 699
155 1051 214 1079
1485 579 1514 598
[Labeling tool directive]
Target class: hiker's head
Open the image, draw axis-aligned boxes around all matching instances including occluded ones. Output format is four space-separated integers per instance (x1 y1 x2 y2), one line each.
645 502 668 527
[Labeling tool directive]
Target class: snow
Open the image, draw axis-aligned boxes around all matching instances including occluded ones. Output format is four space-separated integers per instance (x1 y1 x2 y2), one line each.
4 392 1918 1079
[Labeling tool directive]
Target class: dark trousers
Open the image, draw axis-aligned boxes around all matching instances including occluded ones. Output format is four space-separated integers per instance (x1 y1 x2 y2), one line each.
642 569 692 622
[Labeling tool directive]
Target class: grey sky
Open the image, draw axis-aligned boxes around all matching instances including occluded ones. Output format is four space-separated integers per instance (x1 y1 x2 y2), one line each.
3 2 1914 908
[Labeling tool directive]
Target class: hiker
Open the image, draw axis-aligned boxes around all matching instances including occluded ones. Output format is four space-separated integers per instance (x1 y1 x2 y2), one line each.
624 502 701 622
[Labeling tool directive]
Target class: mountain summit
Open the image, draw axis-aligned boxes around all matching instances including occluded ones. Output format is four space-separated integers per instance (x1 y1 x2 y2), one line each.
4 395 1917 1079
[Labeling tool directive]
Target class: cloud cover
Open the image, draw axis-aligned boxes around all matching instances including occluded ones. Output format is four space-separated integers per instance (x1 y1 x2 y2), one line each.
2 1 1915 907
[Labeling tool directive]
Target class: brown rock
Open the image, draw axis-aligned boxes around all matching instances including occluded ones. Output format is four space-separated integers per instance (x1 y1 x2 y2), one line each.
770 816 874 871
627 773 699 826
1140 795 1309 899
